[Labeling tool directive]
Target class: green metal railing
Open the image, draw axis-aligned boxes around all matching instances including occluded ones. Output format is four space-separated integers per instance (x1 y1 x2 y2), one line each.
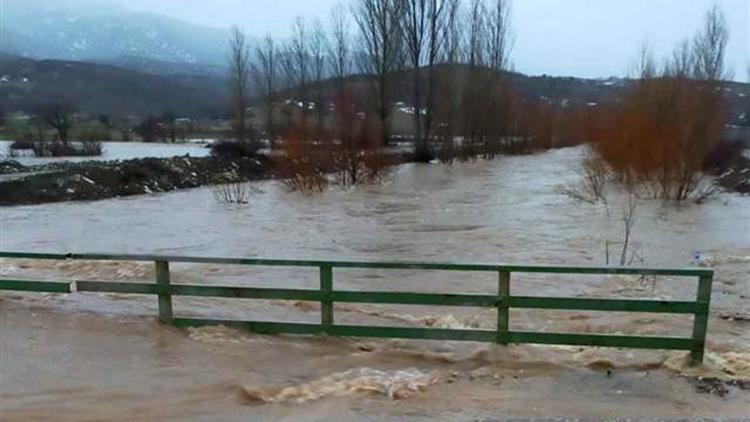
0 252 714 364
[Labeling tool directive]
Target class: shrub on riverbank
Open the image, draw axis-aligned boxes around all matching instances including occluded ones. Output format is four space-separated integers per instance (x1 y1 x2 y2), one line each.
9 140 33 150
587 6 728 202
30 140 102 157
274 102 395 193
0 160 27 174
7 117 105 158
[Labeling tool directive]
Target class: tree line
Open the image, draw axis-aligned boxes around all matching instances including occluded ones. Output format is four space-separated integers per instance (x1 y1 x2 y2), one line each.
227 0 530 161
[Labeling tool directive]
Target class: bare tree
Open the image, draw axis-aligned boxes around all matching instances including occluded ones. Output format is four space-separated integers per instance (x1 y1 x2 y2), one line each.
33 98 77 145
455 0 516 159
430 0 461 161
634 40 656 79
310 18 329 130
278 41 298 130
329 5 352 87
253 34 278 141
485 0 513 74
465 0 486 67
291 16 310 104
692 4 728 82
353 0 404 146
401 0 451 160
227 26 252 143
441 0 461 64
278 41 297 93
603 188 640 268
666 40 692 78
461 0 487 154
423 0 450 154
482 0 514 157
401 0 429 159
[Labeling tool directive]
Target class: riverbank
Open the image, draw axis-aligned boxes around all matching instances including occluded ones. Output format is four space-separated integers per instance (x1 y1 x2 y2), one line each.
0 155 269 206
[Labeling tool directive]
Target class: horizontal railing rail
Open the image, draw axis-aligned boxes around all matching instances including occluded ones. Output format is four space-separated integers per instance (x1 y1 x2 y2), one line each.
0 251 713 364
0 251 714 276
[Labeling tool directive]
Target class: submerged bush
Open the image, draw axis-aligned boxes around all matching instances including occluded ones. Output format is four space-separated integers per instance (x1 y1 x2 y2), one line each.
559 150 611 204
210 140 261 159
588 7 728 202
704 139 747 172
212 182 259 204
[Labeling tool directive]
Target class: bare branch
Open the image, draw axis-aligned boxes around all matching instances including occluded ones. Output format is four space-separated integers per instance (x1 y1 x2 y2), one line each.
328 5 352 85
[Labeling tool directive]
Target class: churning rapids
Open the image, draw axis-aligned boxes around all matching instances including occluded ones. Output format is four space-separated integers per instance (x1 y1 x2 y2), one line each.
1 146 748 420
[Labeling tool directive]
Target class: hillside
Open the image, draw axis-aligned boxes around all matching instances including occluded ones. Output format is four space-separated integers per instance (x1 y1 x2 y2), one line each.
1 55 747 125
98 56 228 78
0 55 227 117
289 64 749 120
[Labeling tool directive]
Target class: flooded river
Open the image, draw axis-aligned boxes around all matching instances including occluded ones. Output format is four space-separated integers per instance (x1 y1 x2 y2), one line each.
1 146 749 419
0 141 210 165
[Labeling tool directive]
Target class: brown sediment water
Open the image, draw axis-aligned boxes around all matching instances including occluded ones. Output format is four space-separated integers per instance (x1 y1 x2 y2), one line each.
1 146 749 419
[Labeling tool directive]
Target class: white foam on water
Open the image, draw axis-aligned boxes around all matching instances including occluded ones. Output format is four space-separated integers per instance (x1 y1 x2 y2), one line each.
0 259 154 281
0 263 20 276
187 325 264 346
241 367 441 404
696 254 750 267
336 304 490 330
385 313 484 329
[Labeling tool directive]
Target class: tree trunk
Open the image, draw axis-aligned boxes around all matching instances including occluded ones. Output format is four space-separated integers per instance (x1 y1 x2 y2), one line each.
413 66 428 160
379 74 389 147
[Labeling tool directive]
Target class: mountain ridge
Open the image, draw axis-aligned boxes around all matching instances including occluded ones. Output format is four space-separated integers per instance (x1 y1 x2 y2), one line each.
0 0 228 65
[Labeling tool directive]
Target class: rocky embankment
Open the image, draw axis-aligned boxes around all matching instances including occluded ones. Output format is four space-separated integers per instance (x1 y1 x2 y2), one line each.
0 155 269 206
0 160 27 174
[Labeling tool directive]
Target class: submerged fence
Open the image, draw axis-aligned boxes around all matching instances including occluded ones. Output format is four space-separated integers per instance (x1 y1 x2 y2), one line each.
0 252 713 364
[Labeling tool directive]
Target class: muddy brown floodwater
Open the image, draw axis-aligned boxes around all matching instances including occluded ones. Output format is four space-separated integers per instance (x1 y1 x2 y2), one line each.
1 146 749 420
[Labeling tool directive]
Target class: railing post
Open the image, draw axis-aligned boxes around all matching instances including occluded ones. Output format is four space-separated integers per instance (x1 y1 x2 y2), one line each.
155 260 173 323
497 271 510 345
320 265 333 330
690 272 713 365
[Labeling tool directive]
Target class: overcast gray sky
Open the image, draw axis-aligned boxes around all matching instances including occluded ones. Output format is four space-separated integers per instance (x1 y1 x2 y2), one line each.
110 0 748 81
